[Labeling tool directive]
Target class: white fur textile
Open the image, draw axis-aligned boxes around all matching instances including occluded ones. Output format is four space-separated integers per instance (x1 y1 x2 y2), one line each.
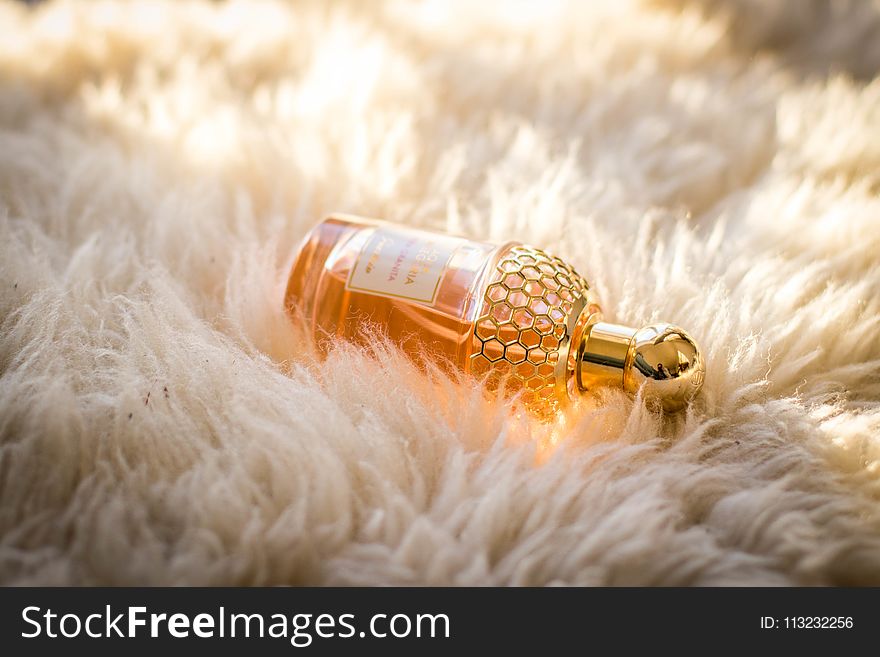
1 0 880 585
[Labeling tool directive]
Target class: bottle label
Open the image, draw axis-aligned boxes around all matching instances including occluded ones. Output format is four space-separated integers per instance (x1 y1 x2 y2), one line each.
347 226 465 304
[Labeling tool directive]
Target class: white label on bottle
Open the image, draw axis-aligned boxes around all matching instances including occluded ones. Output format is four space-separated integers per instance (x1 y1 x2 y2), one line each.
347 226 465 305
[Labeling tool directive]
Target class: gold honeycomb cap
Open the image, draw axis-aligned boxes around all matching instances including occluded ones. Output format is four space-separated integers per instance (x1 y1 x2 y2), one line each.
578 321 705 411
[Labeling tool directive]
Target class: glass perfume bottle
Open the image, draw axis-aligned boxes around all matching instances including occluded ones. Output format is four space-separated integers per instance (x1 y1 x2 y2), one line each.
285 214 705 417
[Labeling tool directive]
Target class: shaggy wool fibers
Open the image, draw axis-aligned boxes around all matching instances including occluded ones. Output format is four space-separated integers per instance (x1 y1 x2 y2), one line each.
1 0 880 585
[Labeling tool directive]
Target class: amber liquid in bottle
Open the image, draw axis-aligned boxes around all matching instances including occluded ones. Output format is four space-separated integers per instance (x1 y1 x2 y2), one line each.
286 215 498 361
285 214 600 416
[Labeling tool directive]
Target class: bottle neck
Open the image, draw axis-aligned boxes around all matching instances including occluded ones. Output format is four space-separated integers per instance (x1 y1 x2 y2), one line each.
577 322 638 392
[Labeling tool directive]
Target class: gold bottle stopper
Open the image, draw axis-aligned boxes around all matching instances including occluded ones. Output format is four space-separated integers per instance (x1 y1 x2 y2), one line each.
578 321 705 411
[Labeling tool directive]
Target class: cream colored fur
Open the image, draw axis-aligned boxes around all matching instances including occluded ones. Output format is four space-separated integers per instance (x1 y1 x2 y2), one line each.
1 0 880 585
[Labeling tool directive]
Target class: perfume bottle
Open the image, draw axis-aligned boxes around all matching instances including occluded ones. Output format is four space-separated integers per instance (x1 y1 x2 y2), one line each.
285 214 705 416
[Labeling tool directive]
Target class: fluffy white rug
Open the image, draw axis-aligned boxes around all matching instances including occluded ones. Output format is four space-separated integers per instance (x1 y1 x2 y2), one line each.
1 0 879 586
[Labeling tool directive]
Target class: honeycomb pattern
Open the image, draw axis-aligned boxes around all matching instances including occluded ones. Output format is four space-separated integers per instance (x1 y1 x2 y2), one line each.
470 245 591 415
